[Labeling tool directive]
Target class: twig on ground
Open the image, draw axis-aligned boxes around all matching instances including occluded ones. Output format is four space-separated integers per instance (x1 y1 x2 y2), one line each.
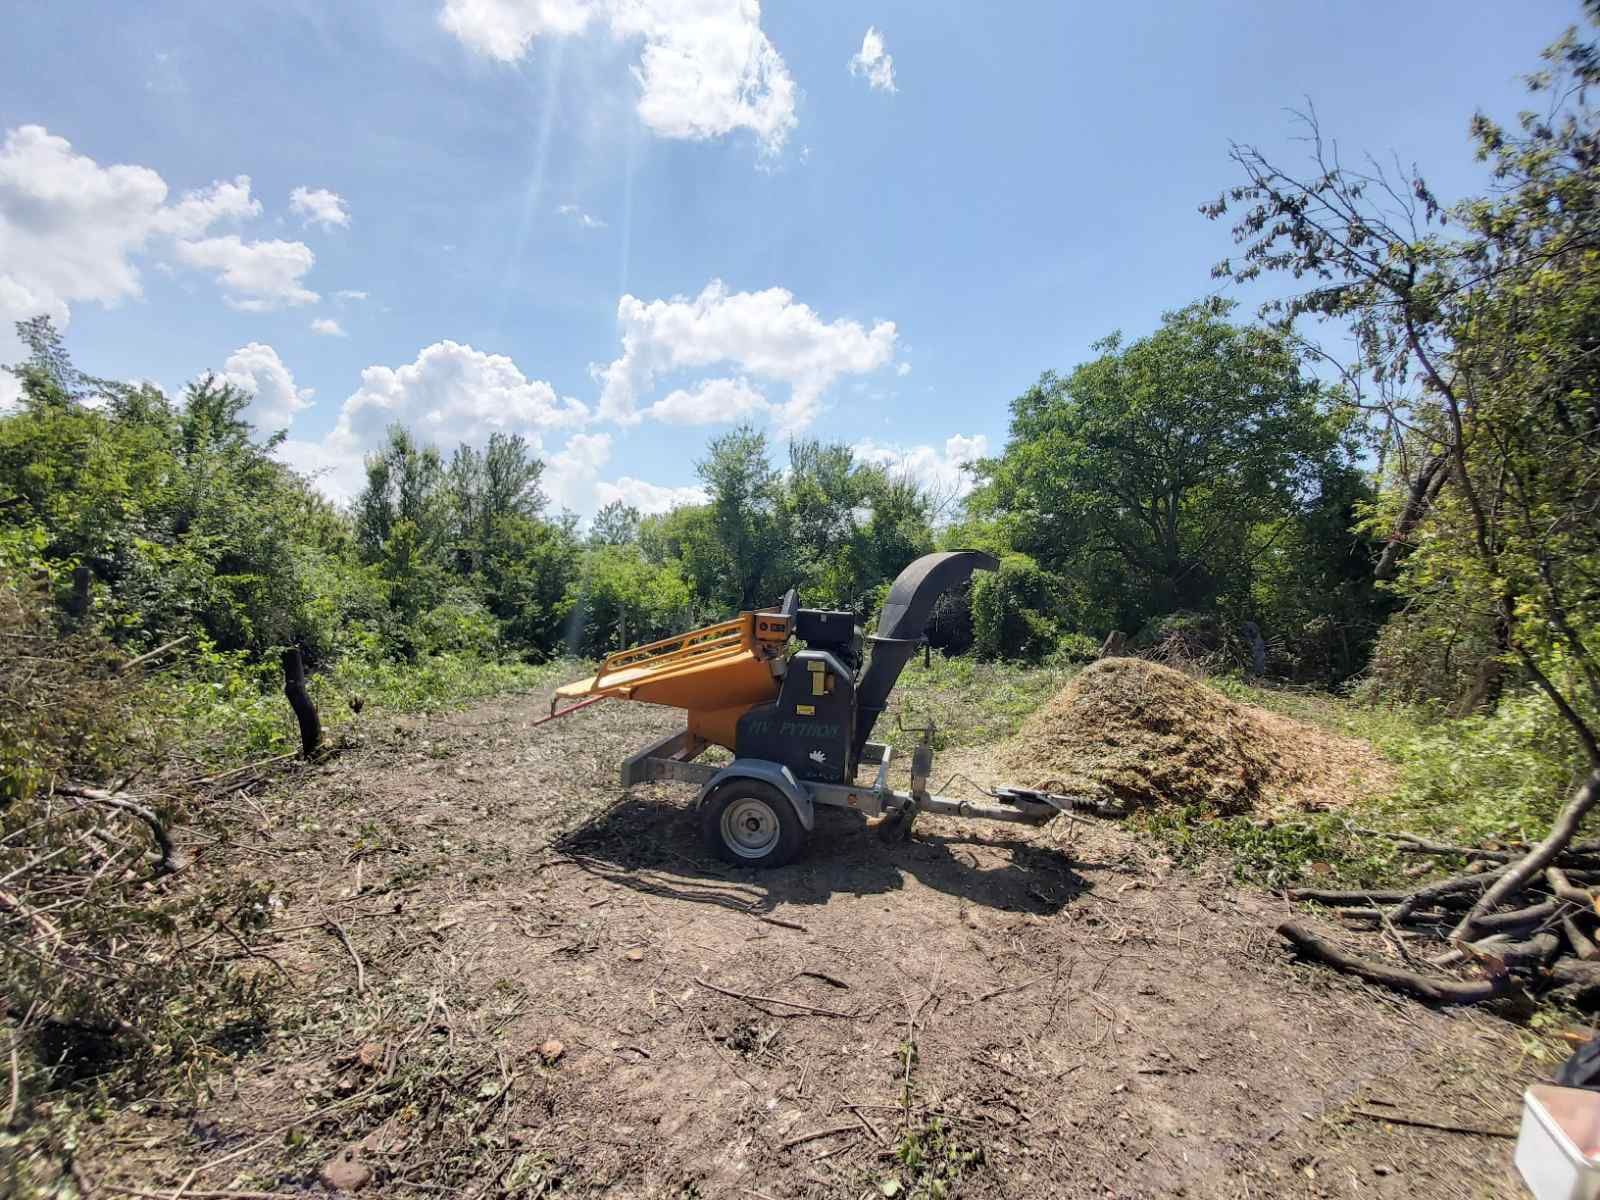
976 974 1050 1003
695 978 856 1018
796 970 850 989
755 914 808 932
323 913 366 994
1349 1108 1516 1139
779 1124 860 1151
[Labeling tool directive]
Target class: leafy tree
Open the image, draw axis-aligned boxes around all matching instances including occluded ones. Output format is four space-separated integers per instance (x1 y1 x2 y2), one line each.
589 500 642 547
971 301 1358 635
696 425 788 610
1207 16 1600 904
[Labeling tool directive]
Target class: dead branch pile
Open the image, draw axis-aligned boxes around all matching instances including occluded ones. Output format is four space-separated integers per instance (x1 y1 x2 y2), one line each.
1279 778 1600 1007
995 657 1395 816
1 577 274 1179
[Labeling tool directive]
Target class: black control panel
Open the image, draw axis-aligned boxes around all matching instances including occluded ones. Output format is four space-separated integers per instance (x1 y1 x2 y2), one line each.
734 649 855 784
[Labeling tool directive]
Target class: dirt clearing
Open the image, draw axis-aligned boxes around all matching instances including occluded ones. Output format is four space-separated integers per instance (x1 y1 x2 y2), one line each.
82 683 1538 1199
996 658 1397 817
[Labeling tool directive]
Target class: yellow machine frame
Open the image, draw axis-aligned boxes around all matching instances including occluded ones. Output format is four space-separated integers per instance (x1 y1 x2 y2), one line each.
552 608 793 749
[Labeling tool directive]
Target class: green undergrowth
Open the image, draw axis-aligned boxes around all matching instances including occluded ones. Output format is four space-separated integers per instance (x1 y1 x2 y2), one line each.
1138 677 1595 890
144 641 580 772
884 652 1080 749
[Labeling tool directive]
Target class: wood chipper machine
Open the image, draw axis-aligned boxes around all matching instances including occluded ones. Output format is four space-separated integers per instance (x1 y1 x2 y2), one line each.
545 551 1120 867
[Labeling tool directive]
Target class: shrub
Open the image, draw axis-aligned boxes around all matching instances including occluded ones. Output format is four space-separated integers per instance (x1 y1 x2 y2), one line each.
971 553 1065 661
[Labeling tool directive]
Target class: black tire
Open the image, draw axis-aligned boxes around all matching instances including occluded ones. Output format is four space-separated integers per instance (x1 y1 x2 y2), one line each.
700 779 805 868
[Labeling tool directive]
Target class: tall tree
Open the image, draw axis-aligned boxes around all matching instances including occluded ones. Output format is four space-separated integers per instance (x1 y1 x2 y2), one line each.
972 301 1352 629
1207 18 1600 928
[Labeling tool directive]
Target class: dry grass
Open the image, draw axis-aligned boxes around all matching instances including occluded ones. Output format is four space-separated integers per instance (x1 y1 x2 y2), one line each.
996 658 1397 817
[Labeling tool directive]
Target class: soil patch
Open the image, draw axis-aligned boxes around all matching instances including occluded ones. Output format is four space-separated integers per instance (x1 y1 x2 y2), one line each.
76 684 1534 1199
995 657 1397 816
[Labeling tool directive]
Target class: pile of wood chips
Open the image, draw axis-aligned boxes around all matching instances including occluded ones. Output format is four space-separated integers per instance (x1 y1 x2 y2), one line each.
995 657 1394 817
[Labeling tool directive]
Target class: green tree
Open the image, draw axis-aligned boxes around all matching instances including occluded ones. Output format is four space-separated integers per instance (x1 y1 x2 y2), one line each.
589 500 641 547
1208 16 1600 915
971 301 1356 634
696 425 787 610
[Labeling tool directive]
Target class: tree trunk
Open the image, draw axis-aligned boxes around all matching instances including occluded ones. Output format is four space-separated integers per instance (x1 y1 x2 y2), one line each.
281 647 322 758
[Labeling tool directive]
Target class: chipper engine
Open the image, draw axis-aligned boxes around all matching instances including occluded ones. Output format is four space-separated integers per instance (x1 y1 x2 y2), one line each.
545 551 1119 866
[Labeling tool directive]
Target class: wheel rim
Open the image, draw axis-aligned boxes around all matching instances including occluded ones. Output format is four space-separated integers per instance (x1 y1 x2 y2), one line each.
720 795 781 859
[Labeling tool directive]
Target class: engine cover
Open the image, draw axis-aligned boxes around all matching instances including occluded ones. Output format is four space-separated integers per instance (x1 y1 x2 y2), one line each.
734 649 855 784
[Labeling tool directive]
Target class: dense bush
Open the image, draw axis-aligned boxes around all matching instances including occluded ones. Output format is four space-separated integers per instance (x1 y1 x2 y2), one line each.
971 553 1066 661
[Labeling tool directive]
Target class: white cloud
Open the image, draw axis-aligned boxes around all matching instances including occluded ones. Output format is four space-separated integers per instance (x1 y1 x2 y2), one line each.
544 431 614 509
334 289 369 302
594 475 708 514
851 433 989 505
220 342 314 432
279 339 590 504
848 26 896 93
556 203 606 229
289 186 350 230
310 317 347 337
439 0 797 154
173 235 318 311
0 125 279 400
152 176 261 238
896 361 912 377
594 279 896 432
644 376 768 425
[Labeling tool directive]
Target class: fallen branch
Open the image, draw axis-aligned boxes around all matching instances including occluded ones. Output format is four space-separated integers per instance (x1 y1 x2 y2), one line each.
55 786 179 874
114 634 190 675
695 978 856 1019
1563 915 1600 961
1391 864 1509 925
1453 771 1600 941
1277 922 1512 1005
1548 866 1596 908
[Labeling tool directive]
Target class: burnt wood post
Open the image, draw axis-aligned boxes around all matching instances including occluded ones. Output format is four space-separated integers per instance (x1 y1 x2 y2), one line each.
64 564 92 621
281 646 322 758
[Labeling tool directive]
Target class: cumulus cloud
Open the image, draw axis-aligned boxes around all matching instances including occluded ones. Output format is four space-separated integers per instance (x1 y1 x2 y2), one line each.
556 203 606 229
220 342 314 432
851 433 989 509
310 317 346 337
278 339 590 504
594 280 896 432
0 124 286 403
643 376 768 425
544 431 614 509
848 26 896 93
173 235 318 311
594 475 708 514
439 0 797 154
896 361 912 377
289 186 350 230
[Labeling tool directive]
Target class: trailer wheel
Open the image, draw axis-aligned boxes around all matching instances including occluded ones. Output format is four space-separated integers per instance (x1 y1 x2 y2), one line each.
701 780 804 868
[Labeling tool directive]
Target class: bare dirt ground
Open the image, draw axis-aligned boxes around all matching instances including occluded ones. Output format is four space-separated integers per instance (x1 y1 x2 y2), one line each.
82 687 1551 1199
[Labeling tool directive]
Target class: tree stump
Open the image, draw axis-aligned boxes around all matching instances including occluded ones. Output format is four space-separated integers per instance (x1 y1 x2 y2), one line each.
1098 630 1127 659
281 647 322 758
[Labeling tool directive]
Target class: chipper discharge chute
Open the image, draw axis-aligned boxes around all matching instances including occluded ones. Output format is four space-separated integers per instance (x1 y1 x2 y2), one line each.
546 551 1121 867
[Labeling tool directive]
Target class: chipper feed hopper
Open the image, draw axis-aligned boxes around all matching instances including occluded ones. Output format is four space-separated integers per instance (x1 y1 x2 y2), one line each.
546 551 1120 866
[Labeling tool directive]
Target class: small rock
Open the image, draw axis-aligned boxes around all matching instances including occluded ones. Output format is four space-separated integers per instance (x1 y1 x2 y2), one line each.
356 1041 385 1070
539 1038 565 1064
320 1147 372 1192
1373 1164 1394 1177
625 948 645 962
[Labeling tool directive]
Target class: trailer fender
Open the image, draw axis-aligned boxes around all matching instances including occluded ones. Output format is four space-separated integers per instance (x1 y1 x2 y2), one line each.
697 760 815 832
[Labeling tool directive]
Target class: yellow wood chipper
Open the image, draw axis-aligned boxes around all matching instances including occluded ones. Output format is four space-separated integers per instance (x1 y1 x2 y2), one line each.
545 551 1121 866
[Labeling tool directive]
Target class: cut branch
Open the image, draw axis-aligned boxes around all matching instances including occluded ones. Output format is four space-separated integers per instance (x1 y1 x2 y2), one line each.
1277 922 1512 1005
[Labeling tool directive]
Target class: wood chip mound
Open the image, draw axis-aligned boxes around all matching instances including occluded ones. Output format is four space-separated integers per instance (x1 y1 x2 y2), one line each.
995 658 1395 816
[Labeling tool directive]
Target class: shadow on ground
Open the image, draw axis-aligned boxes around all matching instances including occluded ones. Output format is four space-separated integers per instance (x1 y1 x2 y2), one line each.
552 791 1094 916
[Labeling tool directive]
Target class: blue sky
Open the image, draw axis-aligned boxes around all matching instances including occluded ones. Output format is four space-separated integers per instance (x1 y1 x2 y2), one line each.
0 0 1580 516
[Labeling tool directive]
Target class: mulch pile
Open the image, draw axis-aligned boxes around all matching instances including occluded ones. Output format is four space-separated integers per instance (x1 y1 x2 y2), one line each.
995 657 1395 816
